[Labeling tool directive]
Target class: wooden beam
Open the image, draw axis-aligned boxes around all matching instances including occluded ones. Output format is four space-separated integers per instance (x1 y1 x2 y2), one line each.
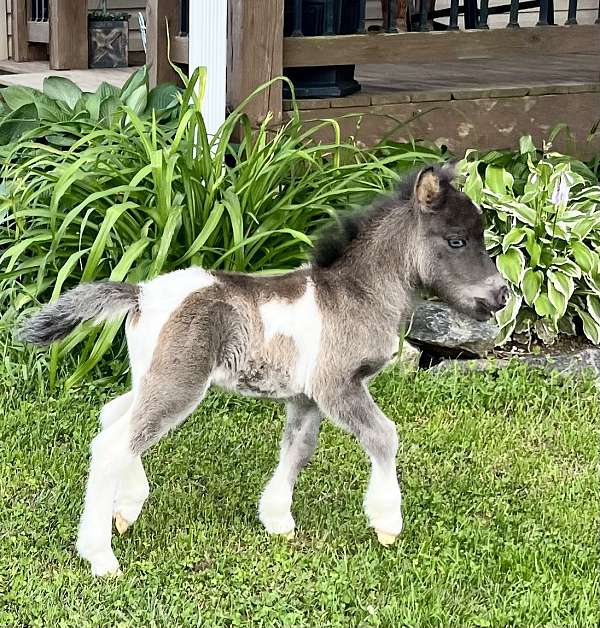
11 0 27 61
0 0 8 61
283 25 600 68
287 90 600 160
146 0 181 86
227 0 284 125
49 0 87 69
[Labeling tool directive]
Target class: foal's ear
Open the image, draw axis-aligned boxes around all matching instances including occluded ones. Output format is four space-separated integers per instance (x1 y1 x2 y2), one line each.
414 167 444 211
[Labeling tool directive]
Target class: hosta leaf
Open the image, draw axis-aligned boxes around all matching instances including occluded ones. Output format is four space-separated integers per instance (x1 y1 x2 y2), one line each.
533 293 555 318
495 293 522 330
539 247 555 268
525 232 542 267
43 76 82 110
552 259 581 278
572 214 600 239
485 166 514 196
125 84 148 116
519 135 536 154
120 66 148 103
521 268 543 305
461 162 484 204
588 295 600 325
534 319 558 345
497 247 525 285
570 241 594 273
544 221 569 241
504 201 537 226
578 310 600 344
547 269 574 301
501 227 526 252
1 85 40 110
547 282 567 319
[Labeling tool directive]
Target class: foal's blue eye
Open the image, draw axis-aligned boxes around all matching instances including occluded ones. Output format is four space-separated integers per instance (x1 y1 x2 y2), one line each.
448 238 466 249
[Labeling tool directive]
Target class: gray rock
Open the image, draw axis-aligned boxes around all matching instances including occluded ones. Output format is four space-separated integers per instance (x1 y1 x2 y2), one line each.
430 348 600 380
397 341 421 371
407 301 499 358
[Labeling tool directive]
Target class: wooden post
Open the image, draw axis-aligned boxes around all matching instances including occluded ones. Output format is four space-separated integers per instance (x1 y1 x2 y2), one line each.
49 0 88 69
147 0 181 86
11 0 28 61
0 0 8 61
227 0 284 126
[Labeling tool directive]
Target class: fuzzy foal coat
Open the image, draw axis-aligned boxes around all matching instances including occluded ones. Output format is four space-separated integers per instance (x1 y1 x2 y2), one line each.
18 166 506 576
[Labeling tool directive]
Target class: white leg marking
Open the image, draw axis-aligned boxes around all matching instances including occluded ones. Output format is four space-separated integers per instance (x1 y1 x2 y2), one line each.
259 464 295 537
76 414 134 576
100 392 133 428
113 457 149 533
364 458 403 543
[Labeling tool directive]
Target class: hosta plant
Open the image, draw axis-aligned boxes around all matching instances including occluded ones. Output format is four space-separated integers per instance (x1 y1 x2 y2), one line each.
461 137 600 346
0 66 180 148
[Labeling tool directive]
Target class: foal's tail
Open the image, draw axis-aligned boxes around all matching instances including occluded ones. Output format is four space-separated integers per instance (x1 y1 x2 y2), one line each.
16 282 140 346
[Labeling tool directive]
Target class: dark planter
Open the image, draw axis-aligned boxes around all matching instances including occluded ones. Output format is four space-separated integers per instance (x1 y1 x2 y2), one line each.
283 0 364 99
88 19 129 69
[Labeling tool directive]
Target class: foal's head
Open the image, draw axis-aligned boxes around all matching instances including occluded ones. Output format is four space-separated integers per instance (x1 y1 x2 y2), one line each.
410 165 508 321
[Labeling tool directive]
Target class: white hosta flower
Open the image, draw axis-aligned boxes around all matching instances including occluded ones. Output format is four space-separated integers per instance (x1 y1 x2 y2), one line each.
551 174 570 208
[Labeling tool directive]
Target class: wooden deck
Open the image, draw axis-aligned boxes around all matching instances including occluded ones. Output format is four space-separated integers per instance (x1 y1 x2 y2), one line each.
0 60 138 91
283 53 600 159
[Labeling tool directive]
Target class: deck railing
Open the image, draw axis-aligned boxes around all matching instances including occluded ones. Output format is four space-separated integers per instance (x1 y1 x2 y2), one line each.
144 0 598 126
12 0 87 69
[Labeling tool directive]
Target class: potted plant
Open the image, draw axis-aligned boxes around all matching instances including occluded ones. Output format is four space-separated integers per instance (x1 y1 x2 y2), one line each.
89 1 129 69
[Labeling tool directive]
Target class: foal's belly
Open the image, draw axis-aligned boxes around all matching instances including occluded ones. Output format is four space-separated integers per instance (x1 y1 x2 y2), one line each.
212 333 304 399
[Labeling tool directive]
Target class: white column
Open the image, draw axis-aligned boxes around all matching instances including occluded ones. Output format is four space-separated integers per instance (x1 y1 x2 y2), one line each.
188 0 228 138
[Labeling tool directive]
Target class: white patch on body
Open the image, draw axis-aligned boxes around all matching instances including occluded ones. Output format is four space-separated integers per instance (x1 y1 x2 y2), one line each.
126 267 217 387
259 279 322 396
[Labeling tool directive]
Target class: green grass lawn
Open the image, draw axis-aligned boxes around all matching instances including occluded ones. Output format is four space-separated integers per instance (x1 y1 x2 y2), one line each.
0 364 597 627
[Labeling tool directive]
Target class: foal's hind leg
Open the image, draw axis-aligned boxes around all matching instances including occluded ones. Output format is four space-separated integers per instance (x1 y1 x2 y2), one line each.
259 396 321 537
315 382 402 546
77 328 217 575
99 392 150 534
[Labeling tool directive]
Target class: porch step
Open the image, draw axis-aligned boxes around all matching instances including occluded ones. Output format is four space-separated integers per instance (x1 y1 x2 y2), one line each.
0 61 139 92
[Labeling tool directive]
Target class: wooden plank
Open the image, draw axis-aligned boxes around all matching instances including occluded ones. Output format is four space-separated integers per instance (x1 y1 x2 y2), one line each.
227 0 283 125
27 20 49 43
49 0 87 69
10 0 27 61
283 25 600 68
287 91 600 160
0 0 8 60
146 0 181 86
0 65 136 90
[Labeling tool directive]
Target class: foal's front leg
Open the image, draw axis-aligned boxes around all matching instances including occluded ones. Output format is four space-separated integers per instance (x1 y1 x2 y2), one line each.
259 396 322 537
316 382 402 545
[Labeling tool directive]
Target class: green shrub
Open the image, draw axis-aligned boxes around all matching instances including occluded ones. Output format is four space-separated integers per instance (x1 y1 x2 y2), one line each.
0 66 180 148
461 136 600 346
0 68 444 386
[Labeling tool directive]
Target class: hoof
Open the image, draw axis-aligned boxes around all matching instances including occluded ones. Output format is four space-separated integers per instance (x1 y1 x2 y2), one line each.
114 512 129 535
282 529 295 540
375 529 397 546
87 551 122 577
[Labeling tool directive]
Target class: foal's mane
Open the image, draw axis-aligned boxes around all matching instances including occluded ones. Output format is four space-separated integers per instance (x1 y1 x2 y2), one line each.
311 166 439 269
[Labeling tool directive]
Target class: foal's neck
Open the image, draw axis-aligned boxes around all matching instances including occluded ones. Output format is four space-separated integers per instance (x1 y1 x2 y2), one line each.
315 209 420 326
